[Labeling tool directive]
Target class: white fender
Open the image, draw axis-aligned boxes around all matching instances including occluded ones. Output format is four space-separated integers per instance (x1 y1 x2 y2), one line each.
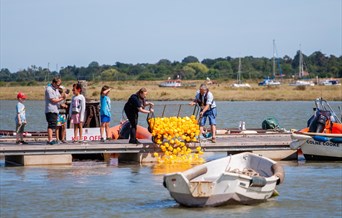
291 133 312 140
290 139 306 150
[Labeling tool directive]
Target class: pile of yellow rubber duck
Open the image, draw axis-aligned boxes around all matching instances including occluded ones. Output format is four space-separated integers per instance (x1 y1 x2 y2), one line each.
148 115 205 164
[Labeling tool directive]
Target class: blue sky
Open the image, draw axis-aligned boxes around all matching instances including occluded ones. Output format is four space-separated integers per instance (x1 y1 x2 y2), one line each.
1 0 341 72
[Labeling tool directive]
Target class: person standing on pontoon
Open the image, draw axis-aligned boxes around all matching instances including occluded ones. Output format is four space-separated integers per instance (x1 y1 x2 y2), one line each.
45 77 68 145
189 84 217 143
99 85 112 142
124 88 154 144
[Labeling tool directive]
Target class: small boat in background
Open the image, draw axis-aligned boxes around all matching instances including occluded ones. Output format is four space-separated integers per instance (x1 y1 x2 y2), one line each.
259 40 282 87
319 79 340 86
258 77 281 86
289 80 315 86
159 79 182 87
289 46 315 87
290 98 342 160
163 152 284 207
231 58 251 88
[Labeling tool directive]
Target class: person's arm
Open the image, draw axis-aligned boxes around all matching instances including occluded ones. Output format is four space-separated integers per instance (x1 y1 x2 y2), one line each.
189 100 197 106
107 96 111 111
16 104 21 125
50 95 66 104
69 97 73 118
199 105 210 117
189 93 198 106
144 101 154 108
103 88 111 95
138 107 153 114
80 96 86 122
48 89 66 104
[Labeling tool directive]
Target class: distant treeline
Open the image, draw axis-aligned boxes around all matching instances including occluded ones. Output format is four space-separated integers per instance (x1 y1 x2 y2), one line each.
1 51 341 84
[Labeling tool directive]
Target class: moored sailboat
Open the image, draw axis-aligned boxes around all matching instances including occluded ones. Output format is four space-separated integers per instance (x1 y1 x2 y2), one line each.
232 58 251 88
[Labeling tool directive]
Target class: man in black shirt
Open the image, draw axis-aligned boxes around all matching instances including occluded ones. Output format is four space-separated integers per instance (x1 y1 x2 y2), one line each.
124 88 154 144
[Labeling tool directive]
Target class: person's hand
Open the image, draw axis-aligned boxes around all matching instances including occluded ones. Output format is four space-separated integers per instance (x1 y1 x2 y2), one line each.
189 102 196 106
149 102 154 107
199 111 204 117
150 108 154 113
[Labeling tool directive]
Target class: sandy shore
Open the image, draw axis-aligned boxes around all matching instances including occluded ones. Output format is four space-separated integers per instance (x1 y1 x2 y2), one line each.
0 80 341 101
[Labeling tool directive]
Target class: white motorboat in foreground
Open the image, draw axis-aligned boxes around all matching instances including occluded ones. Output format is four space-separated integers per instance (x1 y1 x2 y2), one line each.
163 152 284 207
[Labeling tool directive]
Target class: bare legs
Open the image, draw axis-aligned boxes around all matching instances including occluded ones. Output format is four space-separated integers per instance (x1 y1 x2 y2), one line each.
73 123 83 141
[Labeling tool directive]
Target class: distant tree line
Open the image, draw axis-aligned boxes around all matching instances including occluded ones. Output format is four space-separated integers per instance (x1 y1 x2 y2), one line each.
0 51 341 84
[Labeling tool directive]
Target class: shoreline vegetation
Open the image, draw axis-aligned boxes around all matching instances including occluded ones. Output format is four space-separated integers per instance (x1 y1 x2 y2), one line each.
0 80 341 101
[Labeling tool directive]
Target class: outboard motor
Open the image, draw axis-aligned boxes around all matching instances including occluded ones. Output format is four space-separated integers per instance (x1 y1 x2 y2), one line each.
308 109 330 133
118 120 130 139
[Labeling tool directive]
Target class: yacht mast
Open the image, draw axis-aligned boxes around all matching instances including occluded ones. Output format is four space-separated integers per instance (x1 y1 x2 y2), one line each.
238 57 241 84
272 39 276 77
299 44 303 78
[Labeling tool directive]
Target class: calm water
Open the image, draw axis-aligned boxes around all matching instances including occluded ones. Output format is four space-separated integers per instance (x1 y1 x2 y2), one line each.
0 160 341 217
0 101 341 217
1 100 341 131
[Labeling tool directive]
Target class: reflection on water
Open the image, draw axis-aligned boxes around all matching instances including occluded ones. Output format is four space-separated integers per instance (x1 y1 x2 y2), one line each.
1 158 341 217
152 163 195 175
1 100 342 217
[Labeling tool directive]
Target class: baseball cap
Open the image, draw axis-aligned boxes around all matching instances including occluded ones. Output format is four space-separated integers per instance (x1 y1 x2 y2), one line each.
17 92 27 99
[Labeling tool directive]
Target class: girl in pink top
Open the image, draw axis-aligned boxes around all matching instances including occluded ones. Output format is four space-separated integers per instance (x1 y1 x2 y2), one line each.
69 83 86 143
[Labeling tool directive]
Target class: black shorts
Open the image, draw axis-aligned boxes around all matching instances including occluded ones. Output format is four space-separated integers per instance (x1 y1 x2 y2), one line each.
46 113 58 129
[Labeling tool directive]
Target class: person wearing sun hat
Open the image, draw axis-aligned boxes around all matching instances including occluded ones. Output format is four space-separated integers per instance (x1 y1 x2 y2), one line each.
15 92 28 144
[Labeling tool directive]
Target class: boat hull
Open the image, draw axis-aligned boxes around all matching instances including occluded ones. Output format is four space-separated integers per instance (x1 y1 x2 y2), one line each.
163 152 283 207
166 177 276 207
290 133 342 159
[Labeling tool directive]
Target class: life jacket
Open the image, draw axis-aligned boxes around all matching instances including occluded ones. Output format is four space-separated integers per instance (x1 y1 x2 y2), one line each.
197 90 214 108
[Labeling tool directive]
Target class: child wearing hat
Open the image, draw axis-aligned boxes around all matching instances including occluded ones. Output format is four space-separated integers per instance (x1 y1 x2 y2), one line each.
15 92 28 144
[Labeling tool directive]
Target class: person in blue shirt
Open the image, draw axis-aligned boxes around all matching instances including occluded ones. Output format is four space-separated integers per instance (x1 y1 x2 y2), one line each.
15 92 28 144
100 85 111 142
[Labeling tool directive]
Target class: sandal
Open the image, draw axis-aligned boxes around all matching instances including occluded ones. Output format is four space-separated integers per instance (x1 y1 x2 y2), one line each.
211 138 216 143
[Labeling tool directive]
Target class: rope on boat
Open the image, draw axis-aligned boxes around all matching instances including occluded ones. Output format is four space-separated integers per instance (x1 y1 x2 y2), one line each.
228 168 260 177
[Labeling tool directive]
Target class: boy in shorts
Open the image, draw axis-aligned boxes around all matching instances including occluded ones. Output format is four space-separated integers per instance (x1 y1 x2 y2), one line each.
15 92 28 144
